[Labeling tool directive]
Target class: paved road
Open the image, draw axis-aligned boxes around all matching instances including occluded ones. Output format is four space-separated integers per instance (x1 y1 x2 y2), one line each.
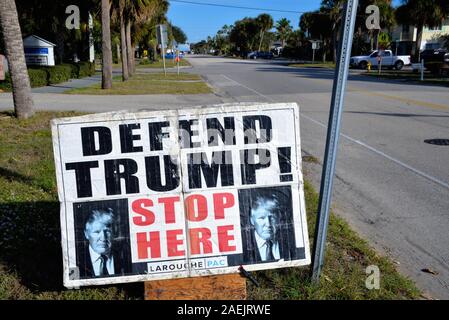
187 55 449 299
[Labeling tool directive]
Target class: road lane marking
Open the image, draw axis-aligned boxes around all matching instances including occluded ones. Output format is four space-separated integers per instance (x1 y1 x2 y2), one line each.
284 70 449 112
354 90 449 112
220 74 449 191
301 114 449 191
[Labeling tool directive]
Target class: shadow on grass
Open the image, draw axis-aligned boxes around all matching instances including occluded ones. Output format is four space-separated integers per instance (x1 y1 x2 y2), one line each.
0 167 34 185
0 201 143 298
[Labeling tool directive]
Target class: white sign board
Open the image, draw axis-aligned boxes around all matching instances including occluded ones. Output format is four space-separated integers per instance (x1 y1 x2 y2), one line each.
51 103 311 288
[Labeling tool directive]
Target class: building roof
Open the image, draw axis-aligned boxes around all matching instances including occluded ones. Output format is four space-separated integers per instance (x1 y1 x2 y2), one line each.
23 35 56 47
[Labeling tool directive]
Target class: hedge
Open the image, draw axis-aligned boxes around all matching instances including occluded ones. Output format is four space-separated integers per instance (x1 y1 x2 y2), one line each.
0 73 11 91
44 65 72 84
77 61 95 78
0 62 96 91
28 69 49 87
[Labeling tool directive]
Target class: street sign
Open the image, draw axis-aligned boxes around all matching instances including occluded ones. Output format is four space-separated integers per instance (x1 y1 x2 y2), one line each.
0 55 5 81
157 24 168 76
156 24 168 47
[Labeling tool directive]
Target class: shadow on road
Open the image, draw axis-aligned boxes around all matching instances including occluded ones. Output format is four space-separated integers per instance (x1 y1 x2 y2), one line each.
346 111 449 118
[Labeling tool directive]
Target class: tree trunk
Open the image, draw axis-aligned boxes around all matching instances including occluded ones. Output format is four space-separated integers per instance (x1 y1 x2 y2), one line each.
0 0 34 119
119 7 129 81
126 20 134 76
55 32 65 64
153 42 158 61
101 0 113 89
258 31 264 52
332 25 337 63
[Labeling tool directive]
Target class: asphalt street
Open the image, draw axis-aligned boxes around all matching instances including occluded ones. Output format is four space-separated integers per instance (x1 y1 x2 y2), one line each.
187 56 449 299
0 55 448 298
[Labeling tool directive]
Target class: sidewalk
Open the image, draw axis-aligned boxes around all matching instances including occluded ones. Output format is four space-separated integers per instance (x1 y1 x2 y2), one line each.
0 67 224 112
0 91 224 112
30 69 125 94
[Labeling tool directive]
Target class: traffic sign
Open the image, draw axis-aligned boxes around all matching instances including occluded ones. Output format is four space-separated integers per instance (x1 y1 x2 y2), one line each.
156 24 168 47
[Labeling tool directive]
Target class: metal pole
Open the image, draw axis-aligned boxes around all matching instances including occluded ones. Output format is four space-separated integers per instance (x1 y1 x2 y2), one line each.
177 50 180 76
311 0 359 283
421 59 424 81
378 56 382 75
160 26 167 77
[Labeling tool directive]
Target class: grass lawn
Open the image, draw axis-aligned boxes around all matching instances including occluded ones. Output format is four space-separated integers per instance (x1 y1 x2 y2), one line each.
289 62 336 69
0 111 420 300
65 72 211 95
137 59 191 69
361 70 449 87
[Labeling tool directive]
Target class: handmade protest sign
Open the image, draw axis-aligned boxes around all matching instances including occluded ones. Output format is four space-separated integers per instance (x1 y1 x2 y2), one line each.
51 103 310 288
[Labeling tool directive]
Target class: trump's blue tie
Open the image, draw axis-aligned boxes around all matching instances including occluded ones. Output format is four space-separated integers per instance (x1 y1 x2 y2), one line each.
266 240 275 260
100 255 109 276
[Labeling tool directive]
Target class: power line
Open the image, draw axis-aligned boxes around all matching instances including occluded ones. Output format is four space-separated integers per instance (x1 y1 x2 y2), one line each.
169 0 309 14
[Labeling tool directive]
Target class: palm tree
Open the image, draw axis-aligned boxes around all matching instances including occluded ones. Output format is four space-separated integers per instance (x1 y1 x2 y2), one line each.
256 14 274 52
112 0 129 81
276 18 293 48
320 0 345 62
123 0 160 75
101 0 113 89
396 0 449 62
0 0 34 119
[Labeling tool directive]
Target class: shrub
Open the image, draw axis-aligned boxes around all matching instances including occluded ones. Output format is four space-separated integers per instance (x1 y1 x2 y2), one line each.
43 65 72 84
0 73 12 91
62 63 80 79
140 59 153 65
77 62 95 78
28 69 48 87
0 62 95 92
0 69 47 90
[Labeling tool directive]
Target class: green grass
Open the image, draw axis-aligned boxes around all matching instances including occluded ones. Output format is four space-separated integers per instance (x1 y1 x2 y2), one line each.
65 72 211 95
289 62 336 69
0 112 143 299
0 112 420 300
137 59 191 69
249 181 420 299
361 71 449 87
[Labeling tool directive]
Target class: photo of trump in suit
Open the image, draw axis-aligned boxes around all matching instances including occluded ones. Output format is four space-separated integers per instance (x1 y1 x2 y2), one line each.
239 186 305 264
74 200 132 279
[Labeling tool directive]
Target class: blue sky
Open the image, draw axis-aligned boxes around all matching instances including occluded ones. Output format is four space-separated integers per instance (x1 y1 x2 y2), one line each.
167 0 403 44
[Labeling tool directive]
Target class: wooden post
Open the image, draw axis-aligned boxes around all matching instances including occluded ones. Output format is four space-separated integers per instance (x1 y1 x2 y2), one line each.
144 274 247 300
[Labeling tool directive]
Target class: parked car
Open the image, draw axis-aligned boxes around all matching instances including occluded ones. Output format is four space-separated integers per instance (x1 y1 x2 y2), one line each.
350 50 411 70
247 51 274 60
165 52 184 59
420 48 449 75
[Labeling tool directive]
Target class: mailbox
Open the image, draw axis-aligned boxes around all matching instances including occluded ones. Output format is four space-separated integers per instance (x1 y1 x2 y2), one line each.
23 35 56 66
